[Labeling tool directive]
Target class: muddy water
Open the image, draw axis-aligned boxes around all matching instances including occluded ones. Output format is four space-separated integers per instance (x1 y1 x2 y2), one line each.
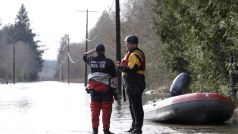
0 82 237 134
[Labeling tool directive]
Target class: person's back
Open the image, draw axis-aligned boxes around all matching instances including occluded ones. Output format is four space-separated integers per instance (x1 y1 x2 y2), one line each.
84 52 115 76
83 44 116 134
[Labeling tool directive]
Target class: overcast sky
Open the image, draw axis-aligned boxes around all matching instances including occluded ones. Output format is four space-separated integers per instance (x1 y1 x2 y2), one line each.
0 0 119 60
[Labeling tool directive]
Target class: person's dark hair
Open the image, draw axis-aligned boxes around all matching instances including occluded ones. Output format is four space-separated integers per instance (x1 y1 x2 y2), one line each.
125 35 138 45
95 44 105 53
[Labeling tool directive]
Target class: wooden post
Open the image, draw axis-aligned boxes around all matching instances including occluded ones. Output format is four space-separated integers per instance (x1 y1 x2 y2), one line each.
67 35 70 84
13 45 15 84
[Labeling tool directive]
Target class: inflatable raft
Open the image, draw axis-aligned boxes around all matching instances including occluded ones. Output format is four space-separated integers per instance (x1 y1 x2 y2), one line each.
144 92 235 123
144 72 235 124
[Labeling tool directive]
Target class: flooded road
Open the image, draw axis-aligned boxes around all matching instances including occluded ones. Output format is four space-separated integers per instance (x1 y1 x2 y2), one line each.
0 81 237 134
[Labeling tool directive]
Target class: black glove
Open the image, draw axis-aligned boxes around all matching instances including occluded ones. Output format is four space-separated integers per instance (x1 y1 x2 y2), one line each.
85 88 90 94
112 88 118 101
114 92 118 101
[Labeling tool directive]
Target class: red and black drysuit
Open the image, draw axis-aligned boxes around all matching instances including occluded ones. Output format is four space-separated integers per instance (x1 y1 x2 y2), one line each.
83 53 116 130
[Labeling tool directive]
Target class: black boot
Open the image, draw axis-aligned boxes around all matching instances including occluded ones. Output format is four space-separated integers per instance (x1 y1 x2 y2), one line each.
125 127 134 132
103 128 114 134
131 128 142 134
92 128 98 134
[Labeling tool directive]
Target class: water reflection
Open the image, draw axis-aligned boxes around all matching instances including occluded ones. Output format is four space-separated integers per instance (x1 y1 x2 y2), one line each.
114 99 129 118
0 98 31 110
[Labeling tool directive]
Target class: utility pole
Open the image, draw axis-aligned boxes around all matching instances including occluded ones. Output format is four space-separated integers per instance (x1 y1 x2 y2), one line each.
85 9 89 87
77 9 97 87
58 54 61 81
58 48 64 83
67 35 70 84
116 0 122 95
61 62 64 82
12 45 15 84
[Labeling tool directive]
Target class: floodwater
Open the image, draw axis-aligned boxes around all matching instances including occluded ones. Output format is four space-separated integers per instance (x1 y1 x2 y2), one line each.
0 81 238 134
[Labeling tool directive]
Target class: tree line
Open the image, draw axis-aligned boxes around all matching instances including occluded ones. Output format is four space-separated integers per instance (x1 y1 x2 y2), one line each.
56 0 238 97
55 0 168 90
0 4 43 82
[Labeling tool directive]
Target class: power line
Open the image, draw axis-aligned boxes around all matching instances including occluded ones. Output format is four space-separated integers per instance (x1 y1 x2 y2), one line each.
85 35 99 42
108 0 115 15
67 52 80 64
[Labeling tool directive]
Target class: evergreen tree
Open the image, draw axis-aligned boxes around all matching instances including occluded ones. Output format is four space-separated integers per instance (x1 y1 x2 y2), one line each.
13 4 43 81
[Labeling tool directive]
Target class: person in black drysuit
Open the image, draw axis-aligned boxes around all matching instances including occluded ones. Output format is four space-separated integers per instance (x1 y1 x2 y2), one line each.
116 35 146 134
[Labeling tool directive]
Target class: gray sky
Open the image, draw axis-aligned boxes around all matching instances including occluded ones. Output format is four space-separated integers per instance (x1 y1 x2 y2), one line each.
0 0 118 60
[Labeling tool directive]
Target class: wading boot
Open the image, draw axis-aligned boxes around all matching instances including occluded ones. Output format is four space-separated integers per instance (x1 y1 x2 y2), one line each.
131 127 142 134
103 128 114 134
92 128 98 134
125 127 134 132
